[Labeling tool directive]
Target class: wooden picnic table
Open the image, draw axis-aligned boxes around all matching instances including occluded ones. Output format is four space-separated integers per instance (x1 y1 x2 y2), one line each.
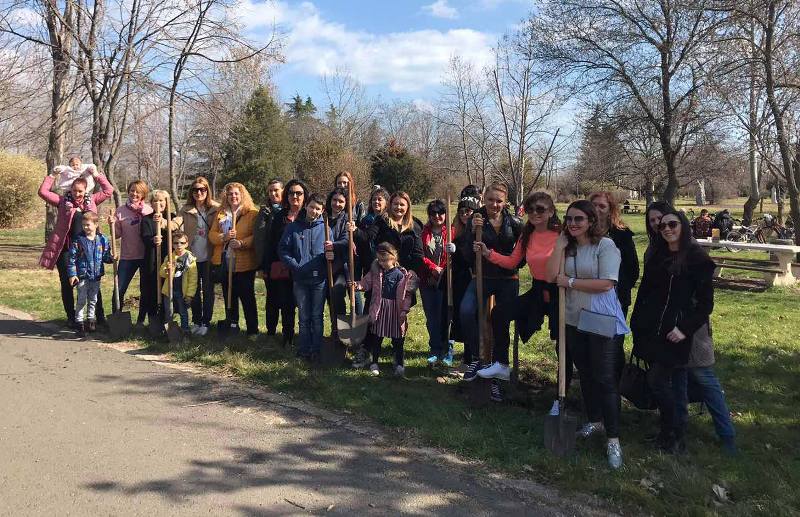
697 239 800 287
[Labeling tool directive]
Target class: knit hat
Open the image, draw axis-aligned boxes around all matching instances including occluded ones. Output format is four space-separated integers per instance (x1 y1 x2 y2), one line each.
458 196 480 211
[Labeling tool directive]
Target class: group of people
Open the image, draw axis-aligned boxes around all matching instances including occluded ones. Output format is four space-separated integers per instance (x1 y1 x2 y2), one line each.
39 158 737 470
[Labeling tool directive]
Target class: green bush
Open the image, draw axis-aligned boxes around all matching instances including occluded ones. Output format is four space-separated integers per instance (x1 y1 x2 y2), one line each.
0 151 43 228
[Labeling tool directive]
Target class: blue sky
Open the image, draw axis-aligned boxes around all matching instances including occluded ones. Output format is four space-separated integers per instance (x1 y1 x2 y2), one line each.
236 0 532 106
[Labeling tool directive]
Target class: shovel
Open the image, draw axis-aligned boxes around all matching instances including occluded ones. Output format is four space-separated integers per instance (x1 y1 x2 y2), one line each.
107 208 131 340
468 223 492 407
543 254 577 456
164 200 183 343
443 191 454 365
336 183 370 348
148 220 164 338
217 209 239 339
320 212 346 367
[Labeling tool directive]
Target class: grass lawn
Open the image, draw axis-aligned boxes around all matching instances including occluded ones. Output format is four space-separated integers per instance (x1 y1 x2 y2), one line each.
1 198 799 515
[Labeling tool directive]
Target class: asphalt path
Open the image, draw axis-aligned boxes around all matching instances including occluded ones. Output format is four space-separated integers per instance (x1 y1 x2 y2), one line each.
0 313 608 516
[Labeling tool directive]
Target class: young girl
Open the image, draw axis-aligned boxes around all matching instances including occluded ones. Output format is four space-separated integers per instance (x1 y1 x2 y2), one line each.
352 243 418 377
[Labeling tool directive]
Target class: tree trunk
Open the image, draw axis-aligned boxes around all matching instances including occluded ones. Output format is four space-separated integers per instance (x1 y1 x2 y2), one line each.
743 21 760 227
695 179 706 206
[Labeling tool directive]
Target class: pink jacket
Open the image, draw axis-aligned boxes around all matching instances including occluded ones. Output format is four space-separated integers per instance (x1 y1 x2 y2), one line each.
114 202 153 260
38 174 113 270
358 262 418 334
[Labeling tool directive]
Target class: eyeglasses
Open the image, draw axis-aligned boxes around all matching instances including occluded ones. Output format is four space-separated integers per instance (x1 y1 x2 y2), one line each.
658 220 680 231
564 215 587 224
429 210 445 217
192 187 207 193
288 190 304 197
526 204 549 214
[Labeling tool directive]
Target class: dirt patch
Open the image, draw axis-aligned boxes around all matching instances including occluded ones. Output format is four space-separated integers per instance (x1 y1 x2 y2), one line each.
0 244 42 269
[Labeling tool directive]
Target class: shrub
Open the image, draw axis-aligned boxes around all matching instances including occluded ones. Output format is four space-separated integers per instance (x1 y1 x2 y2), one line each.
0 151 43 228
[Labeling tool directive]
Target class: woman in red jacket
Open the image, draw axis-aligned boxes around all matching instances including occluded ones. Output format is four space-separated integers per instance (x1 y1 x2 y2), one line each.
419 199 453 366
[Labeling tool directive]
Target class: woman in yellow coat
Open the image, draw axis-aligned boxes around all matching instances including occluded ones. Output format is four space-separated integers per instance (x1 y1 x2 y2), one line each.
209 182 259 334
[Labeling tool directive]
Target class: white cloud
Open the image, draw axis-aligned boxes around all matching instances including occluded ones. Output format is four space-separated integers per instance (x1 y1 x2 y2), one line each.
422 0 459 20
236 1 494 94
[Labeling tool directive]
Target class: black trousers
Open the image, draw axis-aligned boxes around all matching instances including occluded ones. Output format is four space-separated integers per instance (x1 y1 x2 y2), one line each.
56 249 105 323
647 362 679 439
365 333 405 366
223 270 258 334
191 261 215 326
264 276 295 338
139 267 159 325
567 325 622 438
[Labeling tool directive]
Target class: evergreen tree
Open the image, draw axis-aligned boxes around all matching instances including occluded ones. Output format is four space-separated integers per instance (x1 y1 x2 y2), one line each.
223 86 295 202
370 139 432 202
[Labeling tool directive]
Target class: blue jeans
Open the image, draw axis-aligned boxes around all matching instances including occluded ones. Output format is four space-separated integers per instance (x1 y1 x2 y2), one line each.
459 277 519 363
672 367 736 439
293 281 326 356
115 259 143 310
163 282 189 331
420 286 445 357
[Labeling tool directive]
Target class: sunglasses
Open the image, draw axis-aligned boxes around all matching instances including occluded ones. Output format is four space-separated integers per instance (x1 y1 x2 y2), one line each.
458 208 473 215
658 220 680 231
288 190 304 197
564 215 587 224
429 210 445 217
526 204 549 214
192 187 207 193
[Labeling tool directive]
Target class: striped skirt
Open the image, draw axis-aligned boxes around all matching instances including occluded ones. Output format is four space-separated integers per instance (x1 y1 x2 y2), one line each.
371 298 405 338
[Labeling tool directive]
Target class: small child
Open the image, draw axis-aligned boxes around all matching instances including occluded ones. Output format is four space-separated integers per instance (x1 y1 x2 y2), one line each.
67 211 113 337
160 231 197 333
351 242 418 376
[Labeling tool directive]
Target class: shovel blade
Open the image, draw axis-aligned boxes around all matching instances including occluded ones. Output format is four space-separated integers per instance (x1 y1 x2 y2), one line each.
147 318 164 338
543 411 578 456
336 314 370 346
108 311 132 341
216 320 239 340
320 336 346 367
166 321 184 343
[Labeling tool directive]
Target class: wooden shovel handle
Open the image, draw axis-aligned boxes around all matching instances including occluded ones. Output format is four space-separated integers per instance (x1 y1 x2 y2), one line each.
475 225 484 359
558 252 567 400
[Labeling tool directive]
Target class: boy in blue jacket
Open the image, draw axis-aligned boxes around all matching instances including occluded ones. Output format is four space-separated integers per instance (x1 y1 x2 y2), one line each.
279 193 334 361
67 211 113 337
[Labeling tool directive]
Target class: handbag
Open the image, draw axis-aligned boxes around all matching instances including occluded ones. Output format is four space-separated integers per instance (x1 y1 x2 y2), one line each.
619 351 657 410
577 309 617 338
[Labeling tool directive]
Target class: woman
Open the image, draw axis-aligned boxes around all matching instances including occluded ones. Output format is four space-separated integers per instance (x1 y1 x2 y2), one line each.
354 187 390 279
419 199 453 366
141 190 181 327
209 182 259 335
39 167 113 326
445 194 479 367
110 180 153 327
263 178 309 344
474 192 564 399
254 178 284 335
631 208 718 455
179 177 220 336
326 187 354 316
458 182 522 382
589 192 639 317
334 171 366 224
359 191 423 272
545 200 627 469
643 201 672 261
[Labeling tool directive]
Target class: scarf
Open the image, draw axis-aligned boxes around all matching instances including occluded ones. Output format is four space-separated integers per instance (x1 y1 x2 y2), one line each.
126 198 145 216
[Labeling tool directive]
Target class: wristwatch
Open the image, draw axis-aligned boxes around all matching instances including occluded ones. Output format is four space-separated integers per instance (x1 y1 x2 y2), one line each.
568 277 575 289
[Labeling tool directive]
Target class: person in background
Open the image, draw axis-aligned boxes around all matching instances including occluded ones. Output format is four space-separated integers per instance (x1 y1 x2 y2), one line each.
254 178 285 336
334 171 366 224
263 179 309 345
178 177 219 335
351 242 419 377
39 166 113 327
141 190 181 328
279 193 333 362
354 186 391 281
325 188 354 317
474 192 562 405
209 182 259 335
67 211 113 337
159 230 197 334
546 200 627 470
419 199 453 366
692 208 713 239
109 180 152 328
458 182 522 384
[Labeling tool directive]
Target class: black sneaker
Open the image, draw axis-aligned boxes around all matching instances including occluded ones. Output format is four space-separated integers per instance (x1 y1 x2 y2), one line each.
490 379 503 402
463 361 482 382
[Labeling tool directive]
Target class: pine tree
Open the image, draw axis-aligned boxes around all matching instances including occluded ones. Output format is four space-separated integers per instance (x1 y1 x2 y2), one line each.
370 139 432 202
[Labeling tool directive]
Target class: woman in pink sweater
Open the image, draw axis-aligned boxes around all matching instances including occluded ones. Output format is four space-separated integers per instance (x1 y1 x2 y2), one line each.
108 180 153 325
473 192 567 390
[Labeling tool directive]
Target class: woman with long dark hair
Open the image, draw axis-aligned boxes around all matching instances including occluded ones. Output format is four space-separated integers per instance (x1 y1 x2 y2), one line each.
546 200 628 469
326 187 354 316
419 199 453 365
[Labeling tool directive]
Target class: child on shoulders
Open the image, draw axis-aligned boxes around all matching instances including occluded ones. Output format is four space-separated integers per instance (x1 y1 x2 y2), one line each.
67 211 113 337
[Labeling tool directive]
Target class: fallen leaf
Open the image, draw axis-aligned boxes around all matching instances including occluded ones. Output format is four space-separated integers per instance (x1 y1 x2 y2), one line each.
712 484 729 503
326 504 335 512
436 376 447 384
461 410 472 421
765 443 772 450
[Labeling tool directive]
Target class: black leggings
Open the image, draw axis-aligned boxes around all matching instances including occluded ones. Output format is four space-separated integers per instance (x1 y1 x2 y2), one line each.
223 270 258 334
365 333 405 366
647 362 679 438
191 261 215 326
265 276 295 338
56 249 105 323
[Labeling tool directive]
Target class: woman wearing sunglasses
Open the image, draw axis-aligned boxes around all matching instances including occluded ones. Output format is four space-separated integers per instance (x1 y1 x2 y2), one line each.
631 208 718 455
179 177 220 335
419 199 454 366
473 192 566 403
546 200 628 469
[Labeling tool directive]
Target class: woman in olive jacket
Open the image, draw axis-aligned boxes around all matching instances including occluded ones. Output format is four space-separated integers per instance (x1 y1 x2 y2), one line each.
630 208 715 454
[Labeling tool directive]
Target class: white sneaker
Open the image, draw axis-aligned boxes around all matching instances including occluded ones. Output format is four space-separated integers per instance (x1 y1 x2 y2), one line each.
197 325 209 336
549 400 560 416
607 441 623 469
189 324 201 335
394 365 405 377
576 422 605 439
369 363 380 376
476 361 511 381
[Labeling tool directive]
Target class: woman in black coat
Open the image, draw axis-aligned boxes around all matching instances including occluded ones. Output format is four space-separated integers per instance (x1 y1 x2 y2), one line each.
630 208 716 454
356 191 423 273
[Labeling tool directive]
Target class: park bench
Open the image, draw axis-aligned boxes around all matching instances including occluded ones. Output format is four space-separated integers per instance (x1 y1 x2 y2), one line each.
698 240 800 287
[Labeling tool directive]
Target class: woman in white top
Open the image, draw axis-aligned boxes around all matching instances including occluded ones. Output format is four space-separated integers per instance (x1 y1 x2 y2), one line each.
546 199 627 470
179 177 220 335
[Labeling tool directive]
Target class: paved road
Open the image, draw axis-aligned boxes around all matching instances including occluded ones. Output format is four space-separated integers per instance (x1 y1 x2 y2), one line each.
0 313 602 516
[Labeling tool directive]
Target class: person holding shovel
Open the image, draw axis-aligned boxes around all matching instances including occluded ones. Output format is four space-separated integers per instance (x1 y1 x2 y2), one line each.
420 199 454 366
159 231 197 333
325 188 354 317
141 190 181 329
545 200 628 470
209 182 259 336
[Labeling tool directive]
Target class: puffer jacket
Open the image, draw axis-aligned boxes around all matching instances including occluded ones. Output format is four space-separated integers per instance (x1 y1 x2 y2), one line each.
278 212 327 285
66 233 113 281
357 261 419 334
456 207 522 279
38 173 113 270
159 249 198 297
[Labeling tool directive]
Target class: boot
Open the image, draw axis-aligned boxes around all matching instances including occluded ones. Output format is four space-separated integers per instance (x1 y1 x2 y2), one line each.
76 322 86 338
87 319 97 332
